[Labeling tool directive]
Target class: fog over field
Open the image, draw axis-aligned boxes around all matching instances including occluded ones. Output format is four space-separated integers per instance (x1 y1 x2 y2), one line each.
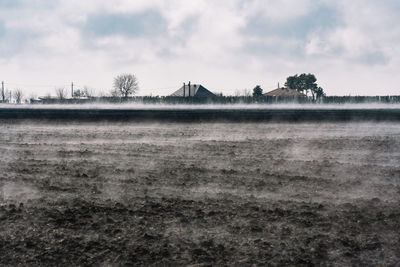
1 121 399 265
2 103 400 110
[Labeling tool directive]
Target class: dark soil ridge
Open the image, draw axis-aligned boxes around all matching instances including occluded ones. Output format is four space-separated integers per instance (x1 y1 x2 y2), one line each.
1 108 400 122
1 197 399 266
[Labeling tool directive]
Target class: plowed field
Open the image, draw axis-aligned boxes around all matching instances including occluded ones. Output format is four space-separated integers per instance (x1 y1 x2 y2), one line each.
1 121 400 265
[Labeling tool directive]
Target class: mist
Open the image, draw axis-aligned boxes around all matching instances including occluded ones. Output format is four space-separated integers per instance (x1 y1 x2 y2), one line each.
2 103 400 110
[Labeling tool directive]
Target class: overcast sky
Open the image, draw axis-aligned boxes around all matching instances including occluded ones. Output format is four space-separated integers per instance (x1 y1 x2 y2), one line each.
0 0 399 97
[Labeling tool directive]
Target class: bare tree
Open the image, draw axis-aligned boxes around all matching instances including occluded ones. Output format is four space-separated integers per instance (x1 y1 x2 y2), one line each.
55 88 66 99
73 89 84 98
83 86 95 97
111 88 120 97
243 89 251 97
3 89 11 103
98 90 107 97
13 89 23 104
113 74 139 98
73 86 94 98
1 88 5 103
234 89 242 97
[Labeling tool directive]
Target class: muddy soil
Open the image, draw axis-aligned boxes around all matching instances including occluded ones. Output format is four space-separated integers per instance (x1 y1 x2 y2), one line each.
1 121 400 266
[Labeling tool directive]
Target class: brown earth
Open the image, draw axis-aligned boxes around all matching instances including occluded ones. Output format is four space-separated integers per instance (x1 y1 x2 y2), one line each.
0 121 400 266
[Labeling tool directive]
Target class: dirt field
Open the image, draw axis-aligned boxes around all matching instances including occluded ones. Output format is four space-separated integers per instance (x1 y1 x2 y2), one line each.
1 121 400 266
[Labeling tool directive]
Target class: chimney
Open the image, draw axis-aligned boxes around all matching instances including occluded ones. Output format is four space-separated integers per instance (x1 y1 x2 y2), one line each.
188 81 191 97
183 82 185 97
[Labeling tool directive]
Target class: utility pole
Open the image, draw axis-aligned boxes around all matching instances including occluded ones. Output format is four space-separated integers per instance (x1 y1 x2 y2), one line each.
1 81 4 102
71 82 74 98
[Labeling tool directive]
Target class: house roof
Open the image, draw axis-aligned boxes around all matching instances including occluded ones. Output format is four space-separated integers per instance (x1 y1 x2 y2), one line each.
263 87 306 97
171 84 216 97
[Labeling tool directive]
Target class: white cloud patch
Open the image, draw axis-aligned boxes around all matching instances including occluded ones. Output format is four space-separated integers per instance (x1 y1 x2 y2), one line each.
0 0 399 96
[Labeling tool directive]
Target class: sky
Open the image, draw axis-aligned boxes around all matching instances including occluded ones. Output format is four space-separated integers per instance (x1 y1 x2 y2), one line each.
0 0 399 97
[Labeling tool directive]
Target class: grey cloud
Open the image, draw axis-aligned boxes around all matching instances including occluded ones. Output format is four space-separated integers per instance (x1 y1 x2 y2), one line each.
179 16 199 38
357 50 388 65
80 9 201 61
242 39 305 60
0 0 58 9
0 21 5 38
83 9 168 38
0 22 39 59
0 0 21 8
242 4 342 40
239 3 343 60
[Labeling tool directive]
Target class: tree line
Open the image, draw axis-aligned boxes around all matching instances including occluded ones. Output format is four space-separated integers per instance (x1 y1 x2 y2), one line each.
0 86 24 104
111 73 326 100
3 73 400 104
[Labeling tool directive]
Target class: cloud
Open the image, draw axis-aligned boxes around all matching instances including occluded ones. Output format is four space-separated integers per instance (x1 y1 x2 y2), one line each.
0 20 41 59
0 0 21 8
303 0 399 66
0 1 400 96
0 20 5 37
305 28 388 65
83 9 167 38
0 0 58 10
242 3 341 40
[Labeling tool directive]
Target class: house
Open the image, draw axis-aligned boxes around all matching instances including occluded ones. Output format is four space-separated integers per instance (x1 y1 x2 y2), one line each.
263 87 306 97
170 82 216 97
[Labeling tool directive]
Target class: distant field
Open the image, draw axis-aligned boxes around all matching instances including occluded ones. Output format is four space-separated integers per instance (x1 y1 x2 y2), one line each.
0 106 400 122
1 121 400 265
